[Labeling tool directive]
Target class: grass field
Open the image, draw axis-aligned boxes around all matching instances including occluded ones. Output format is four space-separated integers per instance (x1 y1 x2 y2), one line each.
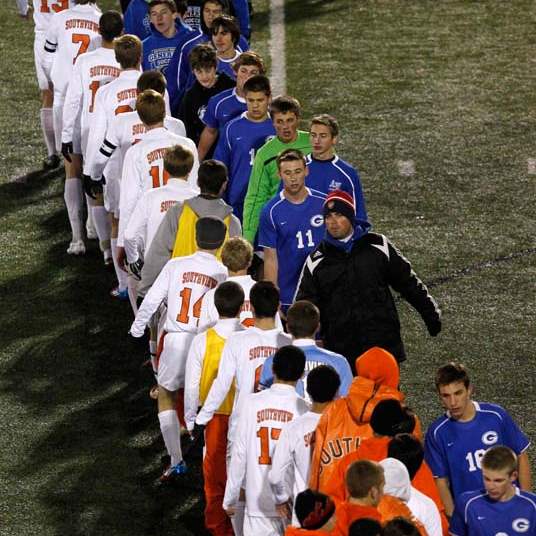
0 1 535 534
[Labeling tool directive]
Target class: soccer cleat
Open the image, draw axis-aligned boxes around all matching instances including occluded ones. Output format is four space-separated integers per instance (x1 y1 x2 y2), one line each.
43 154 61 170
66 240 86 255
159 461 187 483
103 248 113 266
110 286 129 300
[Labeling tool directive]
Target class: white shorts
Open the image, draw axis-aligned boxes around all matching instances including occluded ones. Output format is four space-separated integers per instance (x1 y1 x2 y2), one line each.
34 33 50 91
103 175 120 217
53 93 82 154
157 331 195 391
243 515 285 536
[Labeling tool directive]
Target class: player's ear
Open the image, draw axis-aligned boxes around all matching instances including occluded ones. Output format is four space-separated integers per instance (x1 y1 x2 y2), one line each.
510 470 518 483
304 165 309 177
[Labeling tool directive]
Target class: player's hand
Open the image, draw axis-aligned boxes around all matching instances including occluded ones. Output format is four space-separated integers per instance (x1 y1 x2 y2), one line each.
61 142 73 163
191 423 206 446
224 506 236 517
127 258 144 281
117 247 127 272
276 501 292 520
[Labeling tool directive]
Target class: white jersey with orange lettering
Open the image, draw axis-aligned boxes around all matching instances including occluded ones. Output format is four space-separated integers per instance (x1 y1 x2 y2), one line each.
42 3 102 96
31 0 75 90
118 127 199 246
130 251 227 336
195 327 292 439
223 384 308 517
123 178 198 264
87 110 187 180
268 411 322 507
83 69 141 180
61 47 120 156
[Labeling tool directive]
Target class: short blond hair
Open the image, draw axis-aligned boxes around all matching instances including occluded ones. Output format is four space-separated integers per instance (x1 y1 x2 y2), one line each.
136 89 165 126
221 237 253 272
114 34 142 68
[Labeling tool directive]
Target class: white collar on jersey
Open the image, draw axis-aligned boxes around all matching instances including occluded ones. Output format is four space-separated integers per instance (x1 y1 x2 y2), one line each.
231 88 246 104
270 383 297 393
293 338 316 347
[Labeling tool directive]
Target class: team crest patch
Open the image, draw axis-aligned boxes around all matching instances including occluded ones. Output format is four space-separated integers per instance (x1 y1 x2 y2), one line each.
310 214 324 227
481 431 498 445
512 518 530 532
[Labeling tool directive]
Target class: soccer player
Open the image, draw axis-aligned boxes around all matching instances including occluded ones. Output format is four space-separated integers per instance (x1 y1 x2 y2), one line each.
450 446 536 536
214 74 275 221
424 363 531 517
42 0 101 254
138 160 242 297
130 216 228 481
177 44 235 142
197 50 265 161
117 89 199 261
198 236 255 330
269 365 341 524
184 281 244 535
210 15 242 80
223 345 308 536
259 300 352 400
61 9 123 262
380 458 441 536
123 144 197 270
334 460 383 535
166 0 249 111
141 0 194 73
184 0 250 39
307 114 367 223
26 0 75 169
243 95 312 243
258 149 325 314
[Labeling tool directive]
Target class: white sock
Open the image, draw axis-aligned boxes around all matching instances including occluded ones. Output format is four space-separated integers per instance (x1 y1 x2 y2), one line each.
85 194 96 234
127 275 138 315
111 238 127 291
64 178 84 242
40 108 56 157
92 205 111 251
231 501 245 536
158 409 182 466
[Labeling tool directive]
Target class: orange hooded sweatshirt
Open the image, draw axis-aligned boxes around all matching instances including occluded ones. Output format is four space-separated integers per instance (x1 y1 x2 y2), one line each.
378 495 428 536
309 347 405 492
332 502 382 536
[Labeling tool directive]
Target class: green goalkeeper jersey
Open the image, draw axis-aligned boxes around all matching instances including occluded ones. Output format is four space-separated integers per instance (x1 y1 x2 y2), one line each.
242 131 312 243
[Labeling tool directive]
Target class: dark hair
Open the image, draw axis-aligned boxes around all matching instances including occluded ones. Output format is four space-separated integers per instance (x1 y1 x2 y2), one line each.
211 15 240 46
136 89 165 125
270 95 301 117
482 445 518 475
383 517 420 536
346 460 384 499
249 281 279 318
435 362 470 390
189 44 218 71
387 434 424 481
214 281 245 318
272 346 306 382
99 10 124 42
287 300 320 338
197 160 228 195
148 0 182 14
306 365 340 403
243 74 271 96
137 70 167 95
369 399 416 437
311 114 339 138
276 148 306 171
163 145 194 178
349 518 383 536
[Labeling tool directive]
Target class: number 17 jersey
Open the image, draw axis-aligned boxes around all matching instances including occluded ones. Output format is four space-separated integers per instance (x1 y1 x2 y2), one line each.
424 401 530 498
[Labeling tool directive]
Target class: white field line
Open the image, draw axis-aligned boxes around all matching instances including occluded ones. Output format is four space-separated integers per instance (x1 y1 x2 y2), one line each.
269 0 287 95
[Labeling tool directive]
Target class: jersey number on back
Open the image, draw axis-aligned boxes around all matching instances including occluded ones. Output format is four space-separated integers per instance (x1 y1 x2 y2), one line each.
150 166 170 188
88 81 100 113
72 34 90 64
40 0 68 13
257 426 282 465
176 288 203 324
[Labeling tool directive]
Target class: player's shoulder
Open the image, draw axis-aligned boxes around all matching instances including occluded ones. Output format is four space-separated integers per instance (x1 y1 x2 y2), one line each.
264 191 286 214
208 88 234 106
457 489 487 510
307 188 327 204
426 413 451 439
518 489 536 505
474 401 508 418
332 155 357 173
315 345 348 363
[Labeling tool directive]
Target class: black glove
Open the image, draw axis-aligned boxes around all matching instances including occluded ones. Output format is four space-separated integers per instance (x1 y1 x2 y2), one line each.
427 318 442 337
127 258 144 281
82 174 104 199
61 142 73 163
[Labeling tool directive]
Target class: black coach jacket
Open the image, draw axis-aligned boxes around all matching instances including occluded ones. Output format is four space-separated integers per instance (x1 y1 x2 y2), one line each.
295 232 441 371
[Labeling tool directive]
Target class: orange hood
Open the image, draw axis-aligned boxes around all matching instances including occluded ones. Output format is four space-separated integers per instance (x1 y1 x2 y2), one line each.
355 347 399 388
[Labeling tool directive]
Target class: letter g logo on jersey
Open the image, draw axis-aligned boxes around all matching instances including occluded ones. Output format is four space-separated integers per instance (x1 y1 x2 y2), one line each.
310 214 324 227
512 518 529 532
481 431 498 445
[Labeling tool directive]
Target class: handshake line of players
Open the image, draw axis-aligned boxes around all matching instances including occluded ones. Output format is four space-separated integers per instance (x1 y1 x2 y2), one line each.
23 2 535 536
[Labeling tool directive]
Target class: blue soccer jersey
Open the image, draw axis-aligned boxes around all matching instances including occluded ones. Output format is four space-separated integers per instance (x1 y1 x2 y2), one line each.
424 402 530 498
259 339 353 399
258 189 326 308
202 88 247 131
450 488 536 536
213 112 275 221
305 155 368 223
